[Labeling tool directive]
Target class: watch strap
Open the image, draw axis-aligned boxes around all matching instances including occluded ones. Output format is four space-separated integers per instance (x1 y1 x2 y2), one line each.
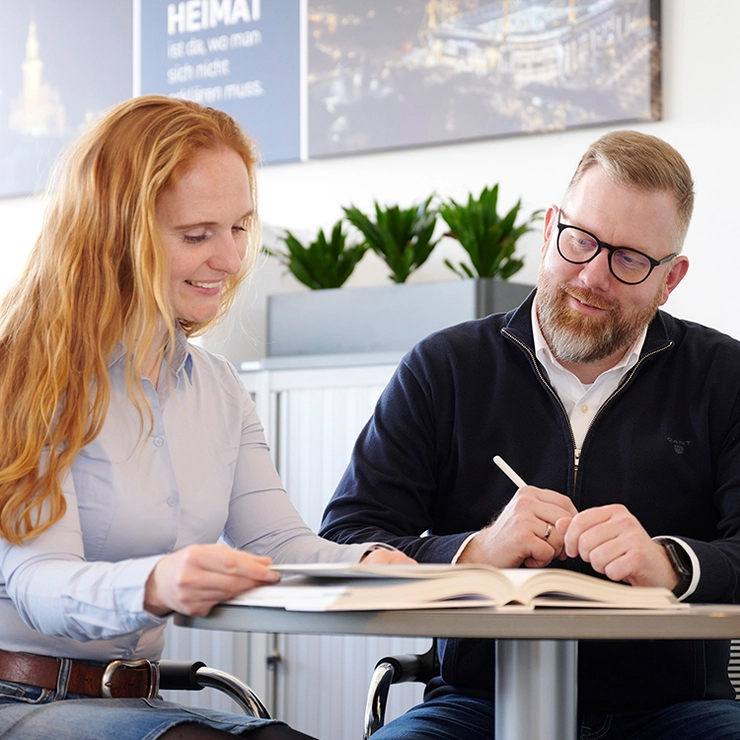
656 538 692 597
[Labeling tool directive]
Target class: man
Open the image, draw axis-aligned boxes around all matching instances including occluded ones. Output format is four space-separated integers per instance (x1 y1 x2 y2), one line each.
319 130 740 739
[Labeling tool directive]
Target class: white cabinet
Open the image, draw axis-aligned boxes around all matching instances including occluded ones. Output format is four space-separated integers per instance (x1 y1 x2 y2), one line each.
163 353 428 740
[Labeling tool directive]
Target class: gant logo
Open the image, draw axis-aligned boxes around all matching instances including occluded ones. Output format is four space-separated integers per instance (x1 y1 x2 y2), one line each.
667 437 692 454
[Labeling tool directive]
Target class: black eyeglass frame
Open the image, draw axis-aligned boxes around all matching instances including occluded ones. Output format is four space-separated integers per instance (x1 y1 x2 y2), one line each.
555 217 678 285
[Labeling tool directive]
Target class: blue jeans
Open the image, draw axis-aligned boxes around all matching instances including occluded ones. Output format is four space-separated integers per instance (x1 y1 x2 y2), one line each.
581 701 740 739
371 695 740 740
0 679 281 740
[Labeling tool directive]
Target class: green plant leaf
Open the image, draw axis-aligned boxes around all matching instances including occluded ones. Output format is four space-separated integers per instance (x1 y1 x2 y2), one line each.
440 186 541 280
263 221 368 289
344 197 439 283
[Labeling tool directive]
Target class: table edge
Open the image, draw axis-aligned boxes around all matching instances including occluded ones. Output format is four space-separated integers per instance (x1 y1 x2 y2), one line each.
173 604 740 640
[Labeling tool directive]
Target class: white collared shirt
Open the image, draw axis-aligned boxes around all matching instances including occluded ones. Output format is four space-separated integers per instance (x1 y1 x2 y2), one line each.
530 302 698 599
531 302 644 448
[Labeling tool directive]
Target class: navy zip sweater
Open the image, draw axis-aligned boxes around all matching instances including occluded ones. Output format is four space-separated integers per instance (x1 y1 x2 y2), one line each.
320 292 740 713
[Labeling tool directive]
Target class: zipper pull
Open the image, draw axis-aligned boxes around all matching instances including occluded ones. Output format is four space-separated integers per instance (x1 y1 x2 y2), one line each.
574 448 581 479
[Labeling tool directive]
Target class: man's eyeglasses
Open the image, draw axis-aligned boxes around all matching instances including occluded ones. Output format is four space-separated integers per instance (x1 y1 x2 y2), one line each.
556 217 677 285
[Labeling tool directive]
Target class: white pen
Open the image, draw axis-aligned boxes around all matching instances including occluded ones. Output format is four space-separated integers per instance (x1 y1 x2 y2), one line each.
493 455 528 488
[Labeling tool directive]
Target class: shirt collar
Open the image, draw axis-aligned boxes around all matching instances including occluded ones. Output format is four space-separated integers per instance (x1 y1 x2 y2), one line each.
172 326 194 382
109 324 194 382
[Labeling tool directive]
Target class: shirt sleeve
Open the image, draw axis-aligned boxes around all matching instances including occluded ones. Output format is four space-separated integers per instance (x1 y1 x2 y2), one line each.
222 366 369 564
0 470 166 642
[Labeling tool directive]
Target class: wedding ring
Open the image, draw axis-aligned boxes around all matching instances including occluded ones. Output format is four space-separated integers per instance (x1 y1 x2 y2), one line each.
543 522 553 540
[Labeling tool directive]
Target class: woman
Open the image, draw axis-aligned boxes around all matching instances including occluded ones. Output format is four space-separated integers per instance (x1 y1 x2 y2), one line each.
0 95 409 740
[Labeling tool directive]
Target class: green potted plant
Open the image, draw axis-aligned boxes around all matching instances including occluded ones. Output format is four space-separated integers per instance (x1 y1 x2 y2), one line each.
264 189 537 358
439 184 542 280
342 196 438 283
263 221 367 290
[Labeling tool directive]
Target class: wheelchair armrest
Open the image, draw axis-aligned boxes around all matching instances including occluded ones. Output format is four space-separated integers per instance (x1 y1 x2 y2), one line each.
377 649 439 686
159 660 271 719
363 645 440 739
159 659 208 691
364 660 396 740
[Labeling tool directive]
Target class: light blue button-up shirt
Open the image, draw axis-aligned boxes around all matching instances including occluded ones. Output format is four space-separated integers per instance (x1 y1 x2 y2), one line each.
0 329 367 661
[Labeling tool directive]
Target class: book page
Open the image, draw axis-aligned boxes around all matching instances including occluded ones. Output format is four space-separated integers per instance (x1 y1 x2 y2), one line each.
228 563 684 611
227 572 506 611
270 563 487 579
502 568 683 608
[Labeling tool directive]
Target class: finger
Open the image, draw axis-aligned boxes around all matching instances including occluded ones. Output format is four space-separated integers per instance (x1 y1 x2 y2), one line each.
200 547 273 572
146 546 276 617
567 505 643 563
171 548 279 605
508 488 577 534
523 545 558 568
523 514 567 552
524 547 563 568
553 518 572 559
173 571 280 615
191 546 278 582
539 519 568 562
562 507 615 558
363 549 416 564
501 494 576 538
522 527 562 568
592 546 648 584
183 568 277 595
171 576 261 608
519 486 578 515
602 540 678 588
584 523 653 576
538 503 579 530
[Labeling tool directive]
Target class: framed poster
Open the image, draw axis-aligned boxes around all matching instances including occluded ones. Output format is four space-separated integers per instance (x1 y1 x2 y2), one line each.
138 0 302 164
1 0 661 195
306 0 662 158
0 0 133 198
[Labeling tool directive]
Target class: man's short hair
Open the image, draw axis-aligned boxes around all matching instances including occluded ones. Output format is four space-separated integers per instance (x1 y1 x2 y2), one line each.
564 130 695 250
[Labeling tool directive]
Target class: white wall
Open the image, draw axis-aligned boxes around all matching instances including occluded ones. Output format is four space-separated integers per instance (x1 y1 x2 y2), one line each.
3 2 739 363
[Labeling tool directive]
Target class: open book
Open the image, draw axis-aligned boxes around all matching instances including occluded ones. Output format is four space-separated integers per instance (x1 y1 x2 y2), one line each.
226 563 685 612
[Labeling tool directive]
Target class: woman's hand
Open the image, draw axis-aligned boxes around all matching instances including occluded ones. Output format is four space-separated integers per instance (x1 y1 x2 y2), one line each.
144 543 280 617
360 547 416 565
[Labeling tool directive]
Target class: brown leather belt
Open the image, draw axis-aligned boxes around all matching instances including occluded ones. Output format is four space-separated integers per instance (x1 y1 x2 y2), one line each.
0 648 160 699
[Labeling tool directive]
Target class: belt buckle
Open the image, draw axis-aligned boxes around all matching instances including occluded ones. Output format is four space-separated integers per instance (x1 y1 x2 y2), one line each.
101 659 160 699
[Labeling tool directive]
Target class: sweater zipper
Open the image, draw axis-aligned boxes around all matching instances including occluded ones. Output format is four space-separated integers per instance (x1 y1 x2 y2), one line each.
502 329 578 486
502 329 673 492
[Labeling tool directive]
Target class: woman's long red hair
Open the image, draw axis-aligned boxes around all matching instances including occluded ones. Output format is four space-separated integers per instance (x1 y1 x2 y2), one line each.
0 95 260 544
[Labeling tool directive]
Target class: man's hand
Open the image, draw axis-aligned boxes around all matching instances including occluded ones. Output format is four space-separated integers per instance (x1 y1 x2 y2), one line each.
144 543 280 617
457 486 578 568
556 504 679 590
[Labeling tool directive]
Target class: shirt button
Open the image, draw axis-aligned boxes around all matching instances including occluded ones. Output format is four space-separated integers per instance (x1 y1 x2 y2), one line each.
579 404 589 414
167 497 177 507
153 437 164 447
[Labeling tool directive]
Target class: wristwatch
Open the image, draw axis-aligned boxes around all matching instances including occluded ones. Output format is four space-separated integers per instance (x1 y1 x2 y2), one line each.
656 538 692 597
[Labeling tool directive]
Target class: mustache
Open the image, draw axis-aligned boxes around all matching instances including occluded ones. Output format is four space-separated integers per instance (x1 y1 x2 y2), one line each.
560 284 617 312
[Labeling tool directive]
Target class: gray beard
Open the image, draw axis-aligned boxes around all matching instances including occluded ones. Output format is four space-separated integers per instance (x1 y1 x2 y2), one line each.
536 270 663 365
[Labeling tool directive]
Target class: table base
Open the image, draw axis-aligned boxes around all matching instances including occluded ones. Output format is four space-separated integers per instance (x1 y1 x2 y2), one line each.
496 639 577 740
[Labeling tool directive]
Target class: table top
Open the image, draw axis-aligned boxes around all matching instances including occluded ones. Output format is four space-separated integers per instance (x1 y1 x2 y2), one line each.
174 604 740 640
